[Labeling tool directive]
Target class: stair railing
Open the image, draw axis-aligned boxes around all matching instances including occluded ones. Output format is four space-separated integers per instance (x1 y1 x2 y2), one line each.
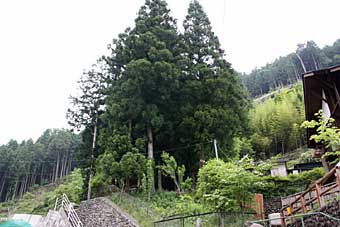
60 193 83 227
281 166 340 221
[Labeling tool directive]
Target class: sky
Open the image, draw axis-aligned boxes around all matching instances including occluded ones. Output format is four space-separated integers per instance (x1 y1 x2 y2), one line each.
0 0 339 144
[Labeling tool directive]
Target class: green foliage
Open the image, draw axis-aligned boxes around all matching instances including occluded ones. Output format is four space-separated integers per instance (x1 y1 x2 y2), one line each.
159 152 191 193
91 132 147 196
111 192 162 227
111 191 206 227
259 167 325 197
237 156 272 176
301 110 340 162
249 83 305 158
98 0 250 181
46 169 84 205
286 149 316 169
233 137 255 158
196 159 263 212
142 160 154 200
1 181 61 215
172 194 207 215
170 0 250 168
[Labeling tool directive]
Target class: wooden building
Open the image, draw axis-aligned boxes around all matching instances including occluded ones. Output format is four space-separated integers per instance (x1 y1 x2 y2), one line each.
302 64 340 169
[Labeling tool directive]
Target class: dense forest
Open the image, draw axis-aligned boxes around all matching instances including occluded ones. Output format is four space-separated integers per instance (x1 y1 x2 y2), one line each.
242 39 340 97
0 129 79 201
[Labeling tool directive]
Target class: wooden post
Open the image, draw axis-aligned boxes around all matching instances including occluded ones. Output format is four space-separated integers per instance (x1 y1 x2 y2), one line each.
301 195 307 213
315 183 324 208
219 212 225 227
335 168 340 190
255 194 265 219
280 211 286 227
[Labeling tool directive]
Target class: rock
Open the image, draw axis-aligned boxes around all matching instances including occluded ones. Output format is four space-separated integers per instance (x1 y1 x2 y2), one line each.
249 224 264 227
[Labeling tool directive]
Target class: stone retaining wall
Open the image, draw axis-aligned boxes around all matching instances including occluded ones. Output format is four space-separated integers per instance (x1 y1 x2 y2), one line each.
264 197 282 217
76 197 141 227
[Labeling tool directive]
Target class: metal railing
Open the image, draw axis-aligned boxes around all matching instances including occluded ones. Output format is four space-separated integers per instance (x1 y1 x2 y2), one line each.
55 193 83 227
249 212 340 227
153 211 255 227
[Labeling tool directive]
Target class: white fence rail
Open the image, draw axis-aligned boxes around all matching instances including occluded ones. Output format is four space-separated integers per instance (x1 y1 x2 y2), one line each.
55 193 83 227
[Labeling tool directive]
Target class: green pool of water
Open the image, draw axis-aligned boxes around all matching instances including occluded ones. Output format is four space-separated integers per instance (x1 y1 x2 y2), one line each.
0 220 31 227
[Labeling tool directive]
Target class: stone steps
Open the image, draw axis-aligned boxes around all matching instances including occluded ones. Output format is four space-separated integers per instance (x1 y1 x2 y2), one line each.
37 209 73 227
76 197 141 227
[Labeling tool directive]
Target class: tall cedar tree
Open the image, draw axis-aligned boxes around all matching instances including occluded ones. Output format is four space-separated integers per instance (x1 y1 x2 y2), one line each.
102 0 182 190
104 0 181 160
178 0 249 166
67 60 110 199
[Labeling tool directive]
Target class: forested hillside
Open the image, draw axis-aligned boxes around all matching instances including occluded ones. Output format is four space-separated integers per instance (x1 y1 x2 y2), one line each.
242 39 340 97
0 129 79 202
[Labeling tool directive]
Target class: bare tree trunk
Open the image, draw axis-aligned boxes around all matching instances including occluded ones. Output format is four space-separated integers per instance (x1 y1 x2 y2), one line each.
199 144 205 168
87 115 98 200
67 154 72 175
147 126 154 160
21 175 29 198
293 67 300 81
296 52 307 73
157 169 162 192
311 54 319 70
0 173 6 199
128 119 132 139
12 180 18 200
55 152 60 183
147 125 155 192
60 154 66 179
219 212 225 227
40 164 44 185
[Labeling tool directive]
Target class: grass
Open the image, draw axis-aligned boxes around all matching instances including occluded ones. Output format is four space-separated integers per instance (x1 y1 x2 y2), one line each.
110 191 208 227
110 189 261 227
111 192 162 227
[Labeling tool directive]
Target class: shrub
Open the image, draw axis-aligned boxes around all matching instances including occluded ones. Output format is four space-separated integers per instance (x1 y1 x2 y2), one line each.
196 159 264 212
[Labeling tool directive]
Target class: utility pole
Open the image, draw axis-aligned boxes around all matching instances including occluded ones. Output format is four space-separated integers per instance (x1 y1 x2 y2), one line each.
214 139 218 160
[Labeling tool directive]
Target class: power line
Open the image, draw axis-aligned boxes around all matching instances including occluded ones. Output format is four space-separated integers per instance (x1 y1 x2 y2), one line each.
154 140 213 154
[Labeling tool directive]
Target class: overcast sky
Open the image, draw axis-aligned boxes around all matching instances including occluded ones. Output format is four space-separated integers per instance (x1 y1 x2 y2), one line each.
0 0 339 144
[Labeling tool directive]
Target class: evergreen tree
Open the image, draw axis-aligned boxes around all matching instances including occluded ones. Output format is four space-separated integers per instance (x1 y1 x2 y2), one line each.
106 0 180 150
67 59 110 199
178 0 249 166
103 0 182 190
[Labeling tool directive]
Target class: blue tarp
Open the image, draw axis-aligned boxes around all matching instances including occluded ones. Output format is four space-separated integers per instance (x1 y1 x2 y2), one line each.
0 220 31 227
